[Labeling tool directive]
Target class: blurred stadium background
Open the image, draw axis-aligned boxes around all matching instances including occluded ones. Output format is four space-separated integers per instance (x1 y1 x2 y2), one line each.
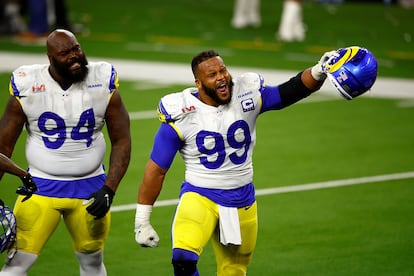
0 0 413 275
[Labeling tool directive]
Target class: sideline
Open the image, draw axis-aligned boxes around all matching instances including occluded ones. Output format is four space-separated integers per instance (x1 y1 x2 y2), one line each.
111 171 414 212
0 51 413 99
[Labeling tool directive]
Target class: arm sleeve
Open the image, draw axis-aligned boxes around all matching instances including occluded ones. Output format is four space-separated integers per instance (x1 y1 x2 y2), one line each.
260 72 313 113
277 71 313 108
150 122 182 169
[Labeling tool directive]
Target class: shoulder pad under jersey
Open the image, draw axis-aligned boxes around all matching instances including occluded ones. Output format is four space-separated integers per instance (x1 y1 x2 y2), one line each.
157 88 197 123
234 72 265 93
10 64 46 98
87 61 118 92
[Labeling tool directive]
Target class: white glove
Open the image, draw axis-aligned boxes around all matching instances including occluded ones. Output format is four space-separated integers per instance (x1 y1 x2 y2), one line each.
135 204 160 248
311 50 338 81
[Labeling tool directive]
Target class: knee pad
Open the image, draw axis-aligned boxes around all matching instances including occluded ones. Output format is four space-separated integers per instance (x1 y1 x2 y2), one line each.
172 260 198 276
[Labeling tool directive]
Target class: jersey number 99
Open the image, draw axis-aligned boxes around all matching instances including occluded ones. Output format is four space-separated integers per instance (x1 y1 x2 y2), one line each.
196 120 251 169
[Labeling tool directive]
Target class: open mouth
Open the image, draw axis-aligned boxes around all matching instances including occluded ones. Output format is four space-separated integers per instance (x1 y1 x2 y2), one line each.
217 83 227 94
70 62 81 71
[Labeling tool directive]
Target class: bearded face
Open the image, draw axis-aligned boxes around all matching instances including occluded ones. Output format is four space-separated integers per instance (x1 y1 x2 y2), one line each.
51 53 89 84
201 76 234 105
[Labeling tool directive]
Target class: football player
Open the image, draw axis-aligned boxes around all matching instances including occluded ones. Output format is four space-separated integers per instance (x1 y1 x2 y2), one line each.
134 49 338 275
0 29 131 275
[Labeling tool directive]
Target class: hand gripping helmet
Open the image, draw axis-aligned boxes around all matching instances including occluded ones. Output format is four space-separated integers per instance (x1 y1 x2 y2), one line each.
323 46 378 100
0 200 17 253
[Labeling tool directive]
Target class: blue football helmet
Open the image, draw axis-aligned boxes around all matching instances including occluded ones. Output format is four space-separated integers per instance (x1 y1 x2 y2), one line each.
0 201 16 253
323 46 378 100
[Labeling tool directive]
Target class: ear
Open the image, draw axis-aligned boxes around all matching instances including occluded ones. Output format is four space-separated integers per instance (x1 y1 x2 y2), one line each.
194 79 201 89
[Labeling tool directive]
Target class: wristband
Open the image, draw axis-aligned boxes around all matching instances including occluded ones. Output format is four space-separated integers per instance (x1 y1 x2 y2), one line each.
135 204 153 227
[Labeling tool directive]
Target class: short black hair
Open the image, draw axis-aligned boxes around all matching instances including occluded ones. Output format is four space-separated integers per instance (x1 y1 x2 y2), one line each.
191 50 219 77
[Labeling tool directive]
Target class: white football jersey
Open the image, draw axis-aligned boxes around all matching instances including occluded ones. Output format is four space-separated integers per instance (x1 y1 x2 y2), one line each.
10 62 117 180
159 72 264 189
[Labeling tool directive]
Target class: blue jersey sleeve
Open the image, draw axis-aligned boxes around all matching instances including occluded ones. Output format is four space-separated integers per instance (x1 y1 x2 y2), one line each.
150 122 182 169
259 85 283 113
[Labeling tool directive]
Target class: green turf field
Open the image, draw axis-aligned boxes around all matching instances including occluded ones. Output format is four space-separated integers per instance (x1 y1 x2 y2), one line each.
0 0 413 275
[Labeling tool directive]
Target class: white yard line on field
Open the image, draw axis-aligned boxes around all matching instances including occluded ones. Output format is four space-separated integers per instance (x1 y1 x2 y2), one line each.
111 171 414 212
1 51 414 99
